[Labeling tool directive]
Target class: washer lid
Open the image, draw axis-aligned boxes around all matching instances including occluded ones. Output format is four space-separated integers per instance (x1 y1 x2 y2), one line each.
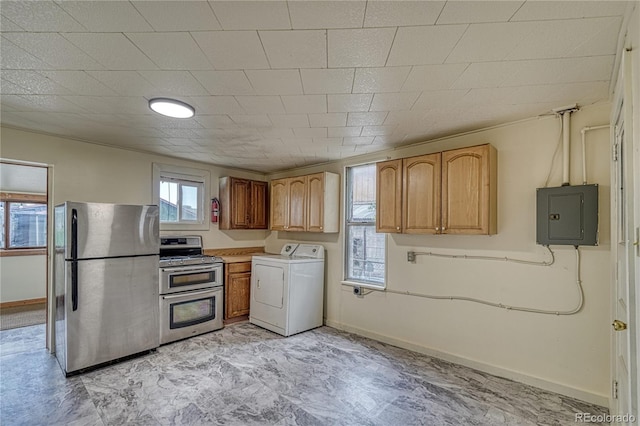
292 244 324 259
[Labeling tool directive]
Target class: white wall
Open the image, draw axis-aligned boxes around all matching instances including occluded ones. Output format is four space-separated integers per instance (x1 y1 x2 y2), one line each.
266 103 612 406
0 162 47 303
0 255 46 302
0 127 269 249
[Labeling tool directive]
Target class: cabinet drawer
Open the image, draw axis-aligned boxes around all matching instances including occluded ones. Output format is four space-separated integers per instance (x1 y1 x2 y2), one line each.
227 262 251 274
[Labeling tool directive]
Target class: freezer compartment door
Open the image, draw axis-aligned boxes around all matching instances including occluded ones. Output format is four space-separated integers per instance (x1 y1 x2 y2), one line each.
62 255 159 374
61 202 159 259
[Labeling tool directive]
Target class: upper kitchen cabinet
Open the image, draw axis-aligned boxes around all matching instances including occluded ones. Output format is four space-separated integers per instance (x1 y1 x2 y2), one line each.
376 159 402 233
441 144 497 235
376 144 497 235
219 177 268 230
270 172 340 233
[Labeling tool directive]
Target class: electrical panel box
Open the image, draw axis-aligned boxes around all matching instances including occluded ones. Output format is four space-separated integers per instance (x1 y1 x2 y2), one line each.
536 184 598 246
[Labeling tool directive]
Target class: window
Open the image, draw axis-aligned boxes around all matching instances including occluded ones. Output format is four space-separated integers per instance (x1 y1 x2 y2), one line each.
153 163 210 231
344 163 386 286
0 195 47 251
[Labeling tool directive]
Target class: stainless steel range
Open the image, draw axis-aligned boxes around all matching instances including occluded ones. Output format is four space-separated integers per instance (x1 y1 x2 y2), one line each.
159 236 224 345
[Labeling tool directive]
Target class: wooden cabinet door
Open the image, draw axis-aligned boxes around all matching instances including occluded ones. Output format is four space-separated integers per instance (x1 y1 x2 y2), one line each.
441 144 496 235
403 154 441 234
230 178 250 229
225 262 251 319
270 178 288 230
376 159 403 233
287 176 307 231
250 181 268 229
306 173 324 232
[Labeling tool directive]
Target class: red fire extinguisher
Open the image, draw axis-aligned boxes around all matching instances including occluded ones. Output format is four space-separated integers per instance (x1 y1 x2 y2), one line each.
211 198 220 223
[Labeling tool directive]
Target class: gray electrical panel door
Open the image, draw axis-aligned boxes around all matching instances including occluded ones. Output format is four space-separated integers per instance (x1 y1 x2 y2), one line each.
536 184 598 246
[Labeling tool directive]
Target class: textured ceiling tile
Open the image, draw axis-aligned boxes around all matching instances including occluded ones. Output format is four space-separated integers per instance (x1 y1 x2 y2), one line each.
446 22 537 63
1 14 24 32
192 31 269 70
193 115 237 129
39 71 116 96
387 25 467 66
343 136 374 145
301 69 354 95
210 1 290 30
1 70 73 95
293 127 328 138
511 1 629 21
132 1 221 31
245 70 303 95
401 64 469 92
229 114 273 128
190 96 246 115
289 1 366 29
57 1 153 32
235 96 286 114
364 1 445 27
138 71 208 96
0 79 30 95
504 17 622 60
268 114 310 128
308 113 347 127
86 71 157 96
500 55 614 87
361 125 397 137
347 111 388 126
126 32 212 70
1 0 87 32
260 30 326 69
370 92 420 112
63 33 157 70
11 94 89 113
191 70 254 96
260 127 295 138
281 95 327 113
436 1 523 24
451 61 520 89
353 67 411 93
2 32 103 70
328 28 396 67
327 93 373 113
412 89 469 110
0 38 55 70
328 126 362 137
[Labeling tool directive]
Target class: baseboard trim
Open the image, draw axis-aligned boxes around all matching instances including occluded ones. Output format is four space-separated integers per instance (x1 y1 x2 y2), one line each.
325 319 608 408
0 297 46 309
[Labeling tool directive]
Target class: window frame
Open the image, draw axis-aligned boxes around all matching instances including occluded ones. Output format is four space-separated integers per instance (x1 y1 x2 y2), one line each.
152 163 210 231
342 162 387 289
0 192 47 256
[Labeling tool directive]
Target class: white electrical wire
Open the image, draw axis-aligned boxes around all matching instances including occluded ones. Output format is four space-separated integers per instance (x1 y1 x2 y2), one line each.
543 116 564 188
410 245 555 266
377 246 583 316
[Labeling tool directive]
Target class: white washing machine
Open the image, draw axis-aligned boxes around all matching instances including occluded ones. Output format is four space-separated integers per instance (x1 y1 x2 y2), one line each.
250 243 325 337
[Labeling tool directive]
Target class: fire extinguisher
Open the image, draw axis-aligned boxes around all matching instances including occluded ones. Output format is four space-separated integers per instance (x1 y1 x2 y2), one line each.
211 198 220 223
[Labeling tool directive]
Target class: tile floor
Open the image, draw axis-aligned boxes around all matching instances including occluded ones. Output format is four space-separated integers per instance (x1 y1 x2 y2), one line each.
0 322 607 425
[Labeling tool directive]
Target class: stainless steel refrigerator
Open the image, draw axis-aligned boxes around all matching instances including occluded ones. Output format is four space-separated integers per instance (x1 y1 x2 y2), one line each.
54 202 160 375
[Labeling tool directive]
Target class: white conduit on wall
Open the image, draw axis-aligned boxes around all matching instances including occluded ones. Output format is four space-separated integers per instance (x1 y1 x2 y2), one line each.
562 111 572 186
581 125 610 185
377 247 584 316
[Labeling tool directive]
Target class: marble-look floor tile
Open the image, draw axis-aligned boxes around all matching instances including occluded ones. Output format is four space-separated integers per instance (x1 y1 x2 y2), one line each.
0 323 608 425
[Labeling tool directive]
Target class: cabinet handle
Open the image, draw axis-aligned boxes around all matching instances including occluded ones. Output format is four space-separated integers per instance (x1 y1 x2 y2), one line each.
435 227 440 231
320 226 323 230
396 226 400 231
442 226 446 231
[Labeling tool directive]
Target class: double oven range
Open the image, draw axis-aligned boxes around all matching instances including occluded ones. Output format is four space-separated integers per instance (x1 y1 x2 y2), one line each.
159 236 224 345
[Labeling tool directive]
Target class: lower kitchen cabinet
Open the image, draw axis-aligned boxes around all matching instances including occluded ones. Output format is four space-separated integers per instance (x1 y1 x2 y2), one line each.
224 261 251 321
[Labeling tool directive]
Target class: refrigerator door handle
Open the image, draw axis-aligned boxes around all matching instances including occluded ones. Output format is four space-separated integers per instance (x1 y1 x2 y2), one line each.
71 208 78 311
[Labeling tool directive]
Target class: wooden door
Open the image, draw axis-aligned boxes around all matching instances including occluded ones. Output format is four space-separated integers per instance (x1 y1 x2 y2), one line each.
376 159 402 233
250 181 268 229
270 178 288 230
441 144 496 235
403 154 441 234
225 262 251 319
306 173 324 232
287 176 307 231
230 178 250 229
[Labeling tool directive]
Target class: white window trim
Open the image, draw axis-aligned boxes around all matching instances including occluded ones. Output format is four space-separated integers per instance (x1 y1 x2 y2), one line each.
343 162 387 289
152 163 210 231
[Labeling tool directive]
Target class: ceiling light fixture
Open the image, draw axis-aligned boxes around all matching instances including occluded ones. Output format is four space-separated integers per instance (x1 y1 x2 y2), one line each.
148 98 195 119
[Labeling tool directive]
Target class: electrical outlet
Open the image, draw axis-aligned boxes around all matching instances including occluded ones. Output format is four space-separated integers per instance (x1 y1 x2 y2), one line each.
407 251 416 263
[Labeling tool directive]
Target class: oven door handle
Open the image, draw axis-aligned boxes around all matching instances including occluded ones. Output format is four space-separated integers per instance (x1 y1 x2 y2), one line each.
162 265 220 274
161 288 221 300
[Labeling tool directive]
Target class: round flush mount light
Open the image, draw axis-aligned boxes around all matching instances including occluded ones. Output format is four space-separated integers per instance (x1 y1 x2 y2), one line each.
149 98 195 119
